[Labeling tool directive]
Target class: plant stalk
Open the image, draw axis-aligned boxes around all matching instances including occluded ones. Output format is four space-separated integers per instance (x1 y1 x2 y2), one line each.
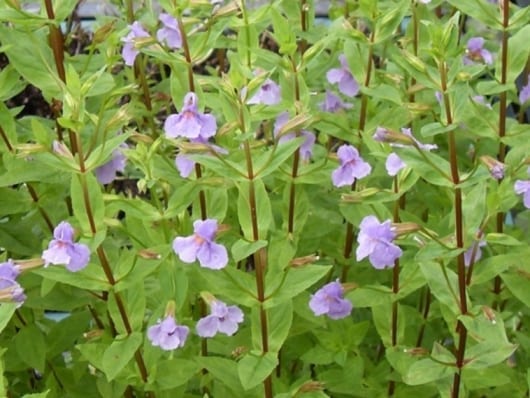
440 61 467 398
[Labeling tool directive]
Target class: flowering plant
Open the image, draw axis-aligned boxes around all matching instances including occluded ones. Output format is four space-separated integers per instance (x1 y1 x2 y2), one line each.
1 0 530 397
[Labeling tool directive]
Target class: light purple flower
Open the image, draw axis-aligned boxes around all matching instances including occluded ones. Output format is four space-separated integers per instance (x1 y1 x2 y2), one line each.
164 92 217 140
491 163 504 180
319 90 353 113
464 239 486 267
0 259 25 306
196 300 244 337
95 144 127 184
309 280 352 319
0 278 25 307
0 260 20 281
386 153 406 176
356 215 402 269
175 154 195 178
519 75 530 105
273 112 315 161
247 79 281 105
121 21 150 66
326 55 360 97
42 222 91 272
463 37 493 65
398 128 437 151
173 219 228 269
331 145 371 187
157 13 182 49
147 315 189 350
515 174 530 209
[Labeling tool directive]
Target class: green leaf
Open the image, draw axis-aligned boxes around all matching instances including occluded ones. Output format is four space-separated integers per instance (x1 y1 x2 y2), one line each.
237 179 273 240
496 24 530 83
264 265 332 309
102 333 142 381
267 300 293 352
238 351 278 390
459 313 517 370
22 391 50 398
149 359 199 390
446 0 500 29
405 358 455 385
33 265 110 291
502 271 530 307
15 325 46 372
0 188 32 215
486 232 522 246
53 0 79 21
418 261 463 315
254 137 305 179
420 122 458 137
346 286 391 308
195 356 244 393
0 27 63 100
71 173 105 234
373 0 408 44
231 239 268 263
0 303 17 333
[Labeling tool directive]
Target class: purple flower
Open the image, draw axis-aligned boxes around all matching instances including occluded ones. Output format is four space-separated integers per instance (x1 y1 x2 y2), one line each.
515 177 530 209
309 280 352 319
326 55 360 97
464 239 486 267
0 260 20 281
519 76 530 105
356 215 402 269
147 315 189 350
247 79 281 105
164 92 217 140
175 154 195 178
463 37 493 65
0 259 25 306
157 13 182 49
42 222 91 272
0 278 25 307
95 144 127 184
386 153 406 176
196 300 244 337
398 128 437 151
331 145 371 187
273 112 316 161
121 21 150 66
319 90 353 113
173 219 228 269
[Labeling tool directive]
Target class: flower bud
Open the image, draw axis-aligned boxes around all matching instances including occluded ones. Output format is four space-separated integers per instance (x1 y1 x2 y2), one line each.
479 155 504 180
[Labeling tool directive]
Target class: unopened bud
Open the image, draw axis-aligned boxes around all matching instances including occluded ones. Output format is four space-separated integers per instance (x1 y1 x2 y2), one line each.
164 300 176 318
341 282 358 292
393 222 421 236
15 258 44 271
290 254 319 267
341 188 380 203
199 291 216 305
481 306 497 324
83 329 104 340
137 249 161 259
373 127 415 145
479 155 504 180
93 21 116 45
52 140 74 159
298 380 325 393
404 347 429 356
231 346 247 359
